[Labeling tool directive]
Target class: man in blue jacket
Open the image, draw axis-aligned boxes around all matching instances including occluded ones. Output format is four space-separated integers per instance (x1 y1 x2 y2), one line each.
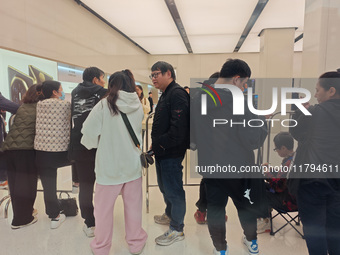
150 61 190 246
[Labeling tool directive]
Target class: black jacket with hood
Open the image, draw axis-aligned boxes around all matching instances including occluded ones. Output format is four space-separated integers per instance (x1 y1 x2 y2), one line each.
290 99 340 190
69 81 107 155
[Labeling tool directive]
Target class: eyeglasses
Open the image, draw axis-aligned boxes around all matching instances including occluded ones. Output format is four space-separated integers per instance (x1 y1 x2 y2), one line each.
149 71 162 80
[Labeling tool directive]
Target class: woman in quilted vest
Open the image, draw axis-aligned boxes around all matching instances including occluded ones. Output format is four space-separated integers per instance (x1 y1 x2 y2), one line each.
2 85 40 229
34 80 71 229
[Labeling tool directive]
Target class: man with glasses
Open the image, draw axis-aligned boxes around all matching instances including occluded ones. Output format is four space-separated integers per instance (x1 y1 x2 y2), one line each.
150 61 190 246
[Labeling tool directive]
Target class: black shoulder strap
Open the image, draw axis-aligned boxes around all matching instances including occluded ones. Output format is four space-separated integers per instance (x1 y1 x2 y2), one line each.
120 111 140 149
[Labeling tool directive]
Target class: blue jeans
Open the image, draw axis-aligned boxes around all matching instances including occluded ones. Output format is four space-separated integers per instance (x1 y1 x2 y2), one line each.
298 181 340 255
155 156 186 232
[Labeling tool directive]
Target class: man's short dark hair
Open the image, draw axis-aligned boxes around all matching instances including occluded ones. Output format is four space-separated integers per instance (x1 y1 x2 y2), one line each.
319 71 340 95
151 61 176 81
219 59 251 79
83 67 105 83
273 132 294 150
149 92 152 95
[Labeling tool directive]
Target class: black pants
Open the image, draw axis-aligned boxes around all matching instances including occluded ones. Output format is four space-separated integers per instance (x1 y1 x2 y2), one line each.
6 150 37 226
72 163 79 183
205 178 257 251
298 182 340 255
0 153 7 181
73 149 96 227
196 179 208 212
196 178 229 212
36 151 70 218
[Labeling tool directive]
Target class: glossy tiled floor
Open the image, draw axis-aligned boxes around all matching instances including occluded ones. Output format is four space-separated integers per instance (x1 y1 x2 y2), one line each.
0 165 308 255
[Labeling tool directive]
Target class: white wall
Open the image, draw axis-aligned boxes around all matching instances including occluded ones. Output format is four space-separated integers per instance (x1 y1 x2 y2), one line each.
149 52 303 86
0 0 305 88
0 0 150 84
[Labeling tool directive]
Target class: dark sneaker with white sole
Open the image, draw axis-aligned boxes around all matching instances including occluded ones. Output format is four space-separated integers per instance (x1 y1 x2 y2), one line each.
11 216 38 229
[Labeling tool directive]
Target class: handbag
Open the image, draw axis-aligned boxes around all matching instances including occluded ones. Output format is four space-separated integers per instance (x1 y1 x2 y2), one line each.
58 191 78 216
120 111 154 168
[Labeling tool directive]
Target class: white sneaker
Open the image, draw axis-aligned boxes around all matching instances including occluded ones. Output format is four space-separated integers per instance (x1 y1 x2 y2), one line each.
11 216 38 229
155 228 184 246
213 244 229 255
50 214 66 229
83 224 95 237
257 218 270 234
243 236 259 255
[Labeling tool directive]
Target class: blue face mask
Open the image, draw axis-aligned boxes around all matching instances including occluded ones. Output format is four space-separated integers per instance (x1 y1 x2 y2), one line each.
59 91 65 100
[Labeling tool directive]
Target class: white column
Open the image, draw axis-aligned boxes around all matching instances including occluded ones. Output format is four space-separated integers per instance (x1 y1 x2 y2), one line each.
301 0 340 77
259 28 296 78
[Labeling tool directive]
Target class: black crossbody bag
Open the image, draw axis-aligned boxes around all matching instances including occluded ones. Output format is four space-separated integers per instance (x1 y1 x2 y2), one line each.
120 111 154 168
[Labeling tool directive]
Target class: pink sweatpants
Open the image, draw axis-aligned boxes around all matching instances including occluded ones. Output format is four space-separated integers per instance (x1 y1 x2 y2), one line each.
90 177 148 255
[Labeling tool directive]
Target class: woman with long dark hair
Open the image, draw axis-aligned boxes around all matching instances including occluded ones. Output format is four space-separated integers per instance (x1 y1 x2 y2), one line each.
34 80 71 229
290 71 340 255
81 70 147 255
3 85 40 229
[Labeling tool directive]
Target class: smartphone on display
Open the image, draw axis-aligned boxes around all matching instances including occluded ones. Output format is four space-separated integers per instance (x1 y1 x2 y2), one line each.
8 66 34 105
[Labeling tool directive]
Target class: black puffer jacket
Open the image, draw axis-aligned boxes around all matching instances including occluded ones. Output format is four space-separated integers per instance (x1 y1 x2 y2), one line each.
151 81 190 159
70 81 107 154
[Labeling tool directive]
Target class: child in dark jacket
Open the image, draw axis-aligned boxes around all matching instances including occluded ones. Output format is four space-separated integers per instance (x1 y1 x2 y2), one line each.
257 132 297 234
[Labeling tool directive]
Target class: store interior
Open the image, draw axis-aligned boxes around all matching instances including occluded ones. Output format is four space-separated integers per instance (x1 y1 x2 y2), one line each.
1 0 340 254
